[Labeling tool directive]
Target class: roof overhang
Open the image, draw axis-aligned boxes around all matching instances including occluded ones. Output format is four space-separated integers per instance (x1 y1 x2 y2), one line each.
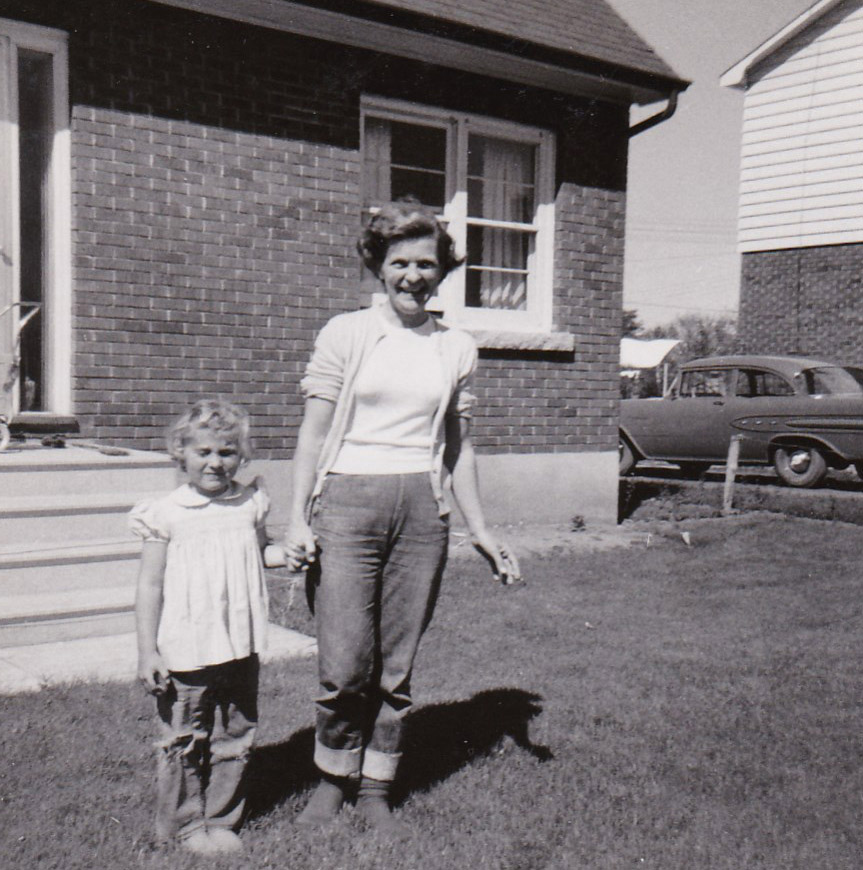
149 0 683 104
720 0 845 88
620 338 680 370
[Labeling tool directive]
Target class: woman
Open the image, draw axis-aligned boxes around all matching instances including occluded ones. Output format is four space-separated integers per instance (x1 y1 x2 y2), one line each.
286 200 520 832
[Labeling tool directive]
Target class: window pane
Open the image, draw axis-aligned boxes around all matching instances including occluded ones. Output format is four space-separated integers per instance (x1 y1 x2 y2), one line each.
736 369 794 397
363 116 446 209
802 366 863 396
681 370 729 398
467 134 535 223
759 371 794 397
17 49 52 412
734 370 753 397
465 225 530 310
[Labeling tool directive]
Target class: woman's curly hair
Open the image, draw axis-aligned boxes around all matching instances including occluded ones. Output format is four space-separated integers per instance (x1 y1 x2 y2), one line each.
357 198 463 277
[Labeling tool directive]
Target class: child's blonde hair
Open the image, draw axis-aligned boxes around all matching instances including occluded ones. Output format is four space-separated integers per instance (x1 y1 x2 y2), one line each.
166 398 252 467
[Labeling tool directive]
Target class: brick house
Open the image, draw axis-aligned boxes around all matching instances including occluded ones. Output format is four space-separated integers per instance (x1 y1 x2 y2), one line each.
721 0 863 363
0 0 685 526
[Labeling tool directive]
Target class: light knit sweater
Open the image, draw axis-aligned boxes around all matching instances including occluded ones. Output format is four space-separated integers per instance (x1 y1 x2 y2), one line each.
300 304 478 516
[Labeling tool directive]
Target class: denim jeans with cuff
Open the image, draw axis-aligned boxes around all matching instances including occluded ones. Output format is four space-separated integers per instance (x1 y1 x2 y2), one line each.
154 655 258 842
312 473 448 782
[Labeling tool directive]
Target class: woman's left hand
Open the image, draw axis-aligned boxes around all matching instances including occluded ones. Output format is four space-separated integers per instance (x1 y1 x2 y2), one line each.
471 531 522 586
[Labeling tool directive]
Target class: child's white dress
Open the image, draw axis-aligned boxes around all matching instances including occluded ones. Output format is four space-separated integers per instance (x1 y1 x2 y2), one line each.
129 482 270 672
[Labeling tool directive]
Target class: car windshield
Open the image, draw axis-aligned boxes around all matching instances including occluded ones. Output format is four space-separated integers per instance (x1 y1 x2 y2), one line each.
799 366 863 396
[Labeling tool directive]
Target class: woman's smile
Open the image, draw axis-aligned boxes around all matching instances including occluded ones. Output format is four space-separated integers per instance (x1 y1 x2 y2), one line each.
379 236 443 326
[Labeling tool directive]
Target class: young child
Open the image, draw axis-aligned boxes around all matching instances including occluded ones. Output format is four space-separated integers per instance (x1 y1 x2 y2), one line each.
130 398 282 855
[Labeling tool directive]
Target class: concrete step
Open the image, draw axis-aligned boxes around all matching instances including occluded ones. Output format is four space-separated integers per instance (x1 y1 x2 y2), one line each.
0 491 167 547
0 446 168 647
0 445 177 498
0 538 140 596
2 584 136 620
0 576 137 647
0 609 136 647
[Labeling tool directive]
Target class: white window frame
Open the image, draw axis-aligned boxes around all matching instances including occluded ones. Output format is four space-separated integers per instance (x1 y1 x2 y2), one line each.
361 95 555 333
0 18 72 416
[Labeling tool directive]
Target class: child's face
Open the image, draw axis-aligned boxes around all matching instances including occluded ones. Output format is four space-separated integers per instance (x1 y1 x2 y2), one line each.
182 427 242 496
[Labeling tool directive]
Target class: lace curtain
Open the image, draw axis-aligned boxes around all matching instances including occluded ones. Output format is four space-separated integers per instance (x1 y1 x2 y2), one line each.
468 135 535 311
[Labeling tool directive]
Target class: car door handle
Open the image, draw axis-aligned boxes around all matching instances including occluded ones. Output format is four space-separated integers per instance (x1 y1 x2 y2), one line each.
713 400 724 405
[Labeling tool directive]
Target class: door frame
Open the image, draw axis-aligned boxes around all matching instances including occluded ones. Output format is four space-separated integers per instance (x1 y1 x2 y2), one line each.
0 17 72 417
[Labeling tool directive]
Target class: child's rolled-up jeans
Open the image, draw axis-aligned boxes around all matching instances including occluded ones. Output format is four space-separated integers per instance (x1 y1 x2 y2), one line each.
311 473 448 782
154 655 258 841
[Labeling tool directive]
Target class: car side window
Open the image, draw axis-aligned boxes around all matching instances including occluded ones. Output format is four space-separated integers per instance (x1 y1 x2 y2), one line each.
760 372 794 397
735 370 754 397
737 369 794 397
680 369 729 398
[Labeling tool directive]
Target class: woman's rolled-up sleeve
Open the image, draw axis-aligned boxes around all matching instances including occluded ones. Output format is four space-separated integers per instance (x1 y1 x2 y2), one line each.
447 333 479 419
300 317 346 403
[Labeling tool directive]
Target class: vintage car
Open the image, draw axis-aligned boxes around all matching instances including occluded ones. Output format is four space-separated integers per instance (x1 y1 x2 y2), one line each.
619 354 863 487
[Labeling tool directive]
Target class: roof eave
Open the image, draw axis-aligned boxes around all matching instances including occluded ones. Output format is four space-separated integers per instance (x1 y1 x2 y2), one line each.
148 0 687 103
720 0 845 88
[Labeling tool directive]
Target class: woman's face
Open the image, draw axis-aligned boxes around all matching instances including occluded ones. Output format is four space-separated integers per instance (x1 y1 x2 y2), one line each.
379 235 443 325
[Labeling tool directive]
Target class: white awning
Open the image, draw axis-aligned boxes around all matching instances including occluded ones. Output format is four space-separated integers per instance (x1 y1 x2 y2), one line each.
620 337 680 369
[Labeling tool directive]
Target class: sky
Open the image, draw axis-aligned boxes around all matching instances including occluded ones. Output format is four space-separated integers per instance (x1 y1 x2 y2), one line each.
606 0 817 327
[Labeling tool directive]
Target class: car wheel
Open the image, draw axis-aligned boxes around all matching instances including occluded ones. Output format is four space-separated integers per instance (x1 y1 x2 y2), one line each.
773 446 828 488
855 462 863 481
619 437 636 476
677 462 711 480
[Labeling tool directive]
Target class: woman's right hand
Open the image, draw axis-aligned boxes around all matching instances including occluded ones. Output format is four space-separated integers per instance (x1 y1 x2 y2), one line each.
284 517 317 573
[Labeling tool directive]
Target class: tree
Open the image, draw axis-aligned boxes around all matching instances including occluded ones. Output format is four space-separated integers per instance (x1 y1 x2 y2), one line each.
644 314 737 363
622 308 643 337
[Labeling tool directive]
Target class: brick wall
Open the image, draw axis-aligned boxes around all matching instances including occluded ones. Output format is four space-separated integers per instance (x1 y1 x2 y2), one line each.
740 244 863 363
8 0 627 457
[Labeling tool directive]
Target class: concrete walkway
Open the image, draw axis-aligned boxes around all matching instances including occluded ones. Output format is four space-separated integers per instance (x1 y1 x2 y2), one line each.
0 623 316 694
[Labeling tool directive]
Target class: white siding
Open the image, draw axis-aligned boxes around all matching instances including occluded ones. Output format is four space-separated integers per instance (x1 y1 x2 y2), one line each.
738 0 863 252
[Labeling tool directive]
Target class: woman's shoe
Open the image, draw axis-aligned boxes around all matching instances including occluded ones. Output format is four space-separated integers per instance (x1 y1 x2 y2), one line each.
296 776 348 826
356 776 409 838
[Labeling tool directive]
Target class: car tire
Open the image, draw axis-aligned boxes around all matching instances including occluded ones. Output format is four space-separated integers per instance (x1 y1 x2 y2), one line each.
677 462 711 480
773 446 828 488
619 436 636 476
855 462 863 481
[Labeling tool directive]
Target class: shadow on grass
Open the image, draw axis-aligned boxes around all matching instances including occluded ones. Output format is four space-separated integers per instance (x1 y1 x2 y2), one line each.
618 478 683 522
244 688 551 818
244 726 317 820
393 687 553 805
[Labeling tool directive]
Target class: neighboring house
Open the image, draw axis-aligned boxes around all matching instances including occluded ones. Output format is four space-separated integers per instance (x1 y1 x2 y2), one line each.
722 0 863 363
620 337 680 397
0 0 686 526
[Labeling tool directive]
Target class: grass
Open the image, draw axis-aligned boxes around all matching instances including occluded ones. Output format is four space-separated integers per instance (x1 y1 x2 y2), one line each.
2 513 862 869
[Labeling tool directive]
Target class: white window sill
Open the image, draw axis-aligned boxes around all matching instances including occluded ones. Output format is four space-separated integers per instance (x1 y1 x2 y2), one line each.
465 328 575 352
371 295 573 351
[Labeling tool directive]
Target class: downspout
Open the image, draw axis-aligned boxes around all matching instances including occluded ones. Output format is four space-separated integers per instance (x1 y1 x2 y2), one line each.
628 90 679 137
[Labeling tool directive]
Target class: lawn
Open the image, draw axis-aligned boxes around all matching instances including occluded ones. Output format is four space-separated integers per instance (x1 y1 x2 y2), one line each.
1 513 861 869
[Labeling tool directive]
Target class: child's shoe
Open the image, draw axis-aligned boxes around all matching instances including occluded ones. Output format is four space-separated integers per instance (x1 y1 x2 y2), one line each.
180 828 244 854
206 828 244 853
180 829 216 854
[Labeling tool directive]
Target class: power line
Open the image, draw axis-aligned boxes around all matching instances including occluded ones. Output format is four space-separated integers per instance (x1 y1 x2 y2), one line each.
625 251 738 264
628 300 737 314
